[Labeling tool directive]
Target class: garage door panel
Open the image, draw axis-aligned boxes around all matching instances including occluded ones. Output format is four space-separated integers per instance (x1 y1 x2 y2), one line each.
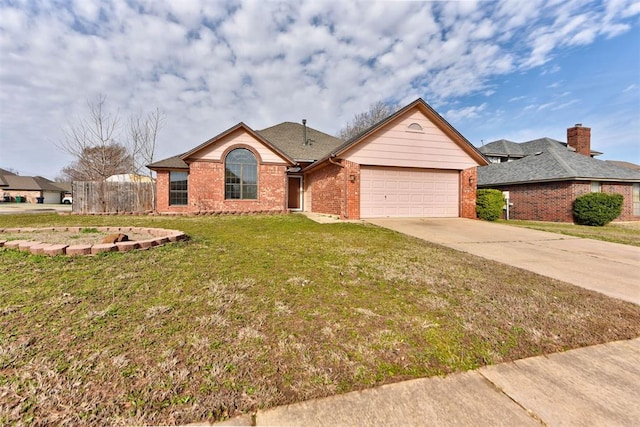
361 166 459 218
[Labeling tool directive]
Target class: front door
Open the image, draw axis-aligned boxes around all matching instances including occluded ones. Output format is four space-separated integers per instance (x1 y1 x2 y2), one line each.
287 176 302 210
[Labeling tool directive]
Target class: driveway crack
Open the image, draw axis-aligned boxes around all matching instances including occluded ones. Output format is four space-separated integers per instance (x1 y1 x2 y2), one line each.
478 370 549 426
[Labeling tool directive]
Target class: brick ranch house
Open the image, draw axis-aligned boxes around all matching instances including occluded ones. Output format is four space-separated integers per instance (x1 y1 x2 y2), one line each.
147 98 489 220
0 168 68 204
477 125 640 222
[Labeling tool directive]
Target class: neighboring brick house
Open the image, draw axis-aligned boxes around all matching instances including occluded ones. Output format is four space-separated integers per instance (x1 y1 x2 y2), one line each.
477 125 640 222
0 168 67 203
148 98 488 220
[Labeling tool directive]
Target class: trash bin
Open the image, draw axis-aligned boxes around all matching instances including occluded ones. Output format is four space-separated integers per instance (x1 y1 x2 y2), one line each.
15 196 23 203
36 197 44 204
2 196 9 202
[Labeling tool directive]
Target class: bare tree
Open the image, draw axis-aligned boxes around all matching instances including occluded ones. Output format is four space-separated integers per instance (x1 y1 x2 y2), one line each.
60 144 134 181
129 108 164 176
129 108 165 207
337 101 400 141
59 96 164 180
58 95 129 181
58 96 164 212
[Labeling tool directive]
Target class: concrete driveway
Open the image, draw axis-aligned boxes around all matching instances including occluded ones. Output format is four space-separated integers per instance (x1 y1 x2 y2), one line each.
366 218 640 305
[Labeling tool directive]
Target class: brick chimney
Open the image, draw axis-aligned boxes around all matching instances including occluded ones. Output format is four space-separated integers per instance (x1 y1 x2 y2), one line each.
567 124 591 157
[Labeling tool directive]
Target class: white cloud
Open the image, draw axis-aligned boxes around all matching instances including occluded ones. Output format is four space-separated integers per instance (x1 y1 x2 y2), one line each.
445 103 488 121
0 0 638 177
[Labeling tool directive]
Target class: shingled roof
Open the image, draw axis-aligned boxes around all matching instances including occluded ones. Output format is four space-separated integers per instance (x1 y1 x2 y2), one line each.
479 137 603 158
256 122 343 162
478 141 640 186
0 175 67 191
148 121 343 171
147 154 189 170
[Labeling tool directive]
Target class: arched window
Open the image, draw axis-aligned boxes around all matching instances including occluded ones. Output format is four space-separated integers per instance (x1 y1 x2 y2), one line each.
225 148 258 199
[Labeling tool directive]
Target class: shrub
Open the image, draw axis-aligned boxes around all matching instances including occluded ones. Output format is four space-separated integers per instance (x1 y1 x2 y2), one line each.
573 193 623 226
476 189 504 221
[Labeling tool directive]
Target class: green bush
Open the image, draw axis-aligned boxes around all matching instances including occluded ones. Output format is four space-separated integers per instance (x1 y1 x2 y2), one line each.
573 192 623 226
476 189 504 221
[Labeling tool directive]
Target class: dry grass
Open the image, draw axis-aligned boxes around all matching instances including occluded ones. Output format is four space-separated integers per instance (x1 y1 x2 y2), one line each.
501 220 640 247
1 213 639 426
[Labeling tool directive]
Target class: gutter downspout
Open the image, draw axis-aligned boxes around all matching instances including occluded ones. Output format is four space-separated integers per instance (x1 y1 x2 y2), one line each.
328 155 348 219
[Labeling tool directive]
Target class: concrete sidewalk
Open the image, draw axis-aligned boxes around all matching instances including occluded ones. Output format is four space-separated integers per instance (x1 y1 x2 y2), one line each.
214 338 640 426
367 218 640 305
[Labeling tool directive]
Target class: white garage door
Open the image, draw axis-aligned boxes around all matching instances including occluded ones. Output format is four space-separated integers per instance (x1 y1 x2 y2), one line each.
360 167 459 218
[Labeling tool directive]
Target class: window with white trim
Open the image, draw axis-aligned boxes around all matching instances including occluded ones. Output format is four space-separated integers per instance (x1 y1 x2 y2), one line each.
169 171 188 205
225 148 258 199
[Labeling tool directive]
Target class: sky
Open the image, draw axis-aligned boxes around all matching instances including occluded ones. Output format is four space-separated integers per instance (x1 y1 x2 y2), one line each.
1 0 639 180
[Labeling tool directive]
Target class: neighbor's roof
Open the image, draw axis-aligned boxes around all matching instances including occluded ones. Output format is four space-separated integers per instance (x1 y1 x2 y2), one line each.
605 160 640 171
55 182 72 192
0 175 7 187
0 175 67 191
479 137 602 157
478 143 640 186
0 168 17 176
256 122 343 162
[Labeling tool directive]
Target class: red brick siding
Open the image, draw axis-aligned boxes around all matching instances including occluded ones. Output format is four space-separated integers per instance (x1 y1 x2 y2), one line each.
484 180 639 222
305 162 343 217
155 160 288 214
601 182 638 221
156 171 192 213
343 160 361 220
460 167 477 219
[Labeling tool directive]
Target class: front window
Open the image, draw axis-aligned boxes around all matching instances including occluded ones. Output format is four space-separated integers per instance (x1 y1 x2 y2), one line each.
225 148 257 199
169 171 188 205
591 181 601 193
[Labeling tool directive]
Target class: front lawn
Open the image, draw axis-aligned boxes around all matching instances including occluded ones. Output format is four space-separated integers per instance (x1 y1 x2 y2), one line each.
500 219 640 247
2 214 639 425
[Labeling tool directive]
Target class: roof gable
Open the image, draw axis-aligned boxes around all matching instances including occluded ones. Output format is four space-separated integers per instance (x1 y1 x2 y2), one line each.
306 98 488 171
180 123 294 165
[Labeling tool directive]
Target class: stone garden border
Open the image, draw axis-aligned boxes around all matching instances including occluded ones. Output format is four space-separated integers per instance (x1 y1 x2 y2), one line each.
0 226 187 256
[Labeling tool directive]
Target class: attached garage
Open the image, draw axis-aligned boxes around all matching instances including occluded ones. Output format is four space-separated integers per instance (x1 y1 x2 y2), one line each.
303 98 488 220
360 166 459 218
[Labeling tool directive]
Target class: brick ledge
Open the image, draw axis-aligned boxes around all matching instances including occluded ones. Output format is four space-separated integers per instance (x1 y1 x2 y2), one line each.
0 226 187 257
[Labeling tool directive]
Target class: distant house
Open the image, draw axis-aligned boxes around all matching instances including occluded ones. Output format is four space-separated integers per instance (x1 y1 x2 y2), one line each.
478 125 640 222
0 169 67 203
148 98 488 219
